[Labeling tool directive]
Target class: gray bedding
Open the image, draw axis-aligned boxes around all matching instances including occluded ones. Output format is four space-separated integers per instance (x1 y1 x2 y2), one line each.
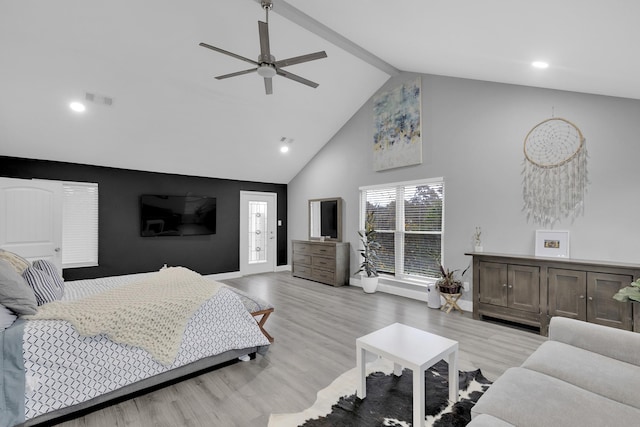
0 276 273 427
1 320 25 427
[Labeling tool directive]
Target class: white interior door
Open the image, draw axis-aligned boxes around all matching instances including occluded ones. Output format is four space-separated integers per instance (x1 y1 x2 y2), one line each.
240 191 277 275
0 178 63 270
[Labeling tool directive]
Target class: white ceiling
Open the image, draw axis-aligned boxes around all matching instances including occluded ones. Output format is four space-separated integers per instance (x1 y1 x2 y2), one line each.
1 0 638 184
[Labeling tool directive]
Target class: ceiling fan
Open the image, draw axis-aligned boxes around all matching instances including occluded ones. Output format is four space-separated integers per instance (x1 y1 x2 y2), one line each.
199 0 327 95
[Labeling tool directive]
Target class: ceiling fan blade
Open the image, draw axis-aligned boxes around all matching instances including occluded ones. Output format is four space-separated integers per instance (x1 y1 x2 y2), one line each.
199 42 258 66
276 69 319 88
274 51 327 68
258 21 271 61
264 77 273 95
215 68 258 80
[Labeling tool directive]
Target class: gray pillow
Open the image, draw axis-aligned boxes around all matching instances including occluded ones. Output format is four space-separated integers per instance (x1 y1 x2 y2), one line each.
0 303 17 329
0 249 30 274
0 259 37 315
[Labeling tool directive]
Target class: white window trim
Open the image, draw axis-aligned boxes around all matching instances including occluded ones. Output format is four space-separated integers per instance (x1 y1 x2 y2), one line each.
359 177 445 282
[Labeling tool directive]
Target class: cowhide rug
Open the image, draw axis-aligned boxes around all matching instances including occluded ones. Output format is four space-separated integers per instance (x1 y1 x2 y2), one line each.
269 358 491 427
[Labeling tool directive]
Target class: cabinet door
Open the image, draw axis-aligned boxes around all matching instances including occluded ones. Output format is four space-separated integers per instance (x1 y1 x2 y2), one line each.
548 268 587 320
508 265 540 313
587 272 633 330
479 262 508 307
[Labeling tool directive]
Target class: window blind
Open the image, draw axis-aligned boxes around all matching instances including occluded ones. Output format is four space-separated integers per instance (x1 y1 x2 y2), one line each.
363 187 397 274
62 182 98 268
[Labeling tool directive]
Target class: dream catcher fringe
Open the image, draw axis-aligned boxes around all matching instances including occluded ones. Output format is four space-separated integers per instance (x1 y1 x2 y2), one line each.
522 117 588 226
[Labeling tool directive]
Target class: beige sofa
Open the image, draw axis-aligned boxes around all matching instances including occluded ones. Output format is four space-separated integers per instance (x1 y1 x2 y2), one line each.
469 316 640 426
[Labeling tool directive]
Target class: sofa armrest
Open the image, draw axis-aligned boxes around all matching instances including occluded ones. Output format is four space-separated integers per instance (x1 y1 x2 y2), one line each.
549 316 640 366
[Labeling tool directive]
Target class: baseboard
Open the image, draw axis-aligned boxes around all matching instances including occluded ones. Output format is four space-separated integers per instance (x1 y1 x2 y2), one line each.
207 271 243 280
349 277 473 312
208 265 290 280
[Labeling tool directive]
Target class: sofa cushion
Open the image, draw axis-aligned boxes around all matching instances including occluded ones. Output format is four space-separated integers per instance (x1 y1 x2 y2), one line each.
522 340 640 410
468 413 514 427
549 316 640 366
471 367 640 427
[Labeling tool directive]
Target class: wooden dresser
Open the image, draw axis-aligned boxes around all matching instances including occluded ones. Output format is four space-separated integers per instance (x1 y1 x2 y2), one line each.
292 240 350 287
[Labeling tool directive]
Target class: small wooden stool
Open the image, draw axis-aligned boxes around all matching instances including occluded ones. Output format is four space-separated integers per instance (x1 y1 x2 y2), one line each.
251 308 274 342
440 293 463 314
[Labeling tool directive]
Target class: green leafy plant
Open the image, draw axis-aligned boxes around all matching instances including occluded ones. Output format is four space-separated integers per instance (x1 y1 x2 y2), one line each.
357 211 381 277
613 278 640 303
427 250 469 293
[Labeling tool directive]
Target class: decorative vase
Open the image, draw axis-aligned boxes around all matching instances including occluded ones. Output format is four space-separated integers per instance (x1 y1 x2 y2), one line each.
474 245 483 252
361 275 379 293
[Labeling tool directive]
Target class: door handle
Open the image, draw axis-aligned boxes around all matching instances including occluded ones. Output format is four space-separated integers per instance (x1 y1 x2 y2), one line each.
54 247 61 252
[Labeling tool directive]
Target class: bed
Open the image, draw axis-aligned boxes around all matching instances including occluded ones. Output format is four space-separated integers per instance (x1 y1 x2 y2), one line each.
0 267 273 427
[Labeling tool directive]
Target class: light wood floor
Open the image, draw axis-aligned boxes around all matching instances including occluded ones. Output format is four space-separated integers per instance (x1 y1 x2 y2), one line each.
54 272 546 427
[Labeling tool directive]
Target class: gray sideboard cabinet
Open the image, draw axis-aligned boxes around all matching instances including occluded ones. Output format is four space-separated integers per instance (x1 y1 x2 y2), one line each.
467 252 640 335
292 240 350 287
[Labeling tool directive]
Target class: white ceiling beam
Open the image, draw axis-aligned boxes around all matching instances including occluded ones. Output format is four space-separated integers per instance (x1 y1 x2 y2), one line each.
255 0 399 76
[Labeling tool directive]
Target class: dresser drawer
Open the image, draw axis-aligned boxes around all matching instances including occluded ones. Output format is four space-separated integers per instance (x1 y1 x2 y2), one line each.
312 268 336 284
293 264 312 278
311 244 336 257
312 256 336 271
293 253 311 266
293 242 312 254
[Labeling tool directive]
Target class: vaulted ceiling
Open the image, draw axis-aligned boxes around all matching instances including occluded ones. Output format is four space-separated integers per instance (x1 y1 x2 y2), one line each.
1 1 637 183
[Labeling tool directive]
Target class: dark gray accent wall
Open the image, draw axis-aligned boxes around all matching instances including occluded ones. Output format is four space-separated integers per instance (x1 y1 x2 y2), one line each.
0 156 287 280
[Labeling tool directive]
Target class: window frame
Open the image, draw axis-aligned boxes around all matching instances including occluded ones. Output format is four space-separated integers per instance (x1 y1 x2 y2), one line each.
62 181 99 269
359 177 444 282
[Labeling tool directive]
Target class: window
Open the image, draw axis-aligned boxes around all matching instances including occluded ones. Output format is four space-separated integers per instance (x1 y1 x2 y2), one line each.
360 178 444 280
62 182 99 268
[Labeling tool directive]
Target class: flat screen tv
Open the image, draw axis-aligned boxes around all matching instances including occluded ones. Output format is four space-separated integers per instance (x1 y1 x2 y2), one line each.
140 195 216 237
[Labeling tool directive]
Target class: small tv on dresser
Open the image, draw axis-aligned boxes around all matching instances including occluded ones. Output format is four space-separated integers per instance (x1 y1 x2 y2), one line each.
140 195 216 237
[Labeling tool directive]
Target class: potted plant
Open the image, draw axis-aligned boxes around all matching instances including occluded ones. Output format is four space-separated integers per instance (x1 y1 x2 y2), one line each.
613 278 640 303
436 261 470 294
358 211 381 293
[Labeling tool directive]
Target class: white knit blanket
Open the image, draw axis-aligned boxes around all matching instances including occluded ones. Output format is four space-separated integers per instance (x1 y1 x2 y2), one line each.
25 267 223 365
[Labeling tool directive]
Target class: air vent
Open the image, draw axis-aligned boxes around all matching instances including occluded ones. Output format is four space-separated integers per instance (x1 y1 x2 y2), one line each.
85 92 114 106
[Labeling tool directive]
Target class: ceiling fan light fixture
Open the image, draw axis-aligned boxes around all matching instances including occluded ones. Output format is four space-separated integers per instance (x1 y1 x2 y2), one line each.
257 64 276 78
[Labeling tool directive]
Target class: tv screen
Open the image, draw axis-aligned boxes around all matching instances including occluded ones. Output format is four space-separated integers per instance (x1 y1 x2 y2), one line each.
320 200 338 238
140 195 216 237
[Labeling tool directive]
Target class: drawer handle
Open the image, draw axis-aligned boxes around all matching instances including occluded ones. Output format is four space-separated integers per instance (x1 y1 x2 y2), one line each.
588 296 593 301
579 295 585 299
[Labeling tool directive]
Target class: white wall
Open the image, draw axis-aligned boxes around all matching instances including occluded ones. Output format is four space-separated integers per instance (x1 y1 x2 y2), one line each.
288 72 640 303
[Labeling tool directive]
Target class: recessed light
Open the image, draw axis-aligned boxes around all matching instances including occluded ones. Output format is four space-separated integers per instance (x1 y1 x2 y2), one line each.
280 145 289 153
531 61 549 69
69 102 86 112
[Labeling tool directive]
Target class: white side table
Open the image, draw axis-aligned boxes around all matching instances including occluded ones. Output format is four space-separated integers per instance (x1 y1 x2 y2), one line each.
356 323 459 427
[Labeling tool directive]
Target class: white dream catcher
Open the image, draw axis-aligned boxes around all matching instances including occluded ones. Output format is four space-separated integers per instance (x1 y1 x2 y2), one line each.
522 117 588 226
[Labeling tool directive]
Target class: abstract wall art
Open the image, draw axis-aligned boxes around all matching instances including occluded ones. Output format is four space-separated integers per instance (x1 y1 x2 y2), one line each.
373 77 422 171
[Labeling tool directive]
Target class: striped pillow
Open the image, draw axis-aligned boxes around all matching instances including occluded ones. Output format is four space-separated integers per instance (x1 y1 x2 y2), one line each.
33 259 65 294
22 266 63 306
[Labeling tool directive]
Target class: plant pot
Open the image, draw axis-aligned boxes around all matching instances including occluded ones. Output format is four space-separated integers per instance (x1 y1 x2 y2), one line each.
474 245 483 252
361 275 379 293
438 284 462 294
